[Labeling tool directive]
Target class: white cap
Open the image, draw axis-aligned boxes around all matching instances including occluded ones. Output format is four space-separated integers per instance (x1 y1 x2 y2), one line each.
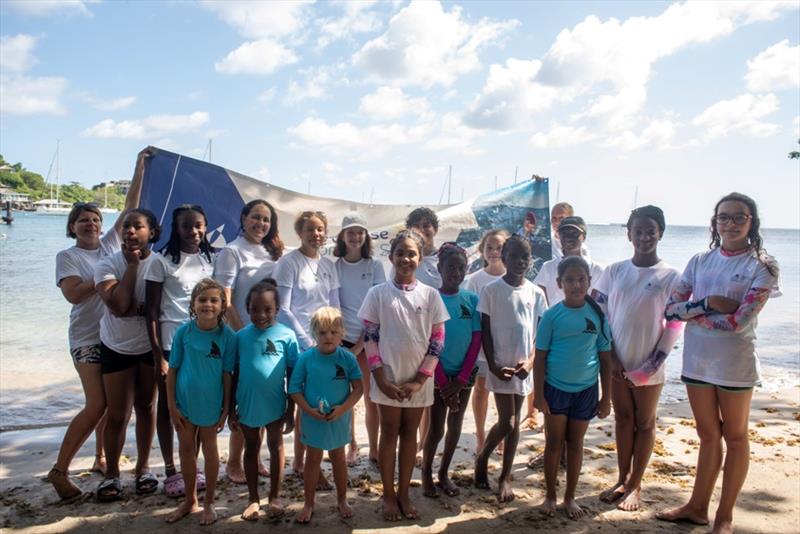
341 212 368 230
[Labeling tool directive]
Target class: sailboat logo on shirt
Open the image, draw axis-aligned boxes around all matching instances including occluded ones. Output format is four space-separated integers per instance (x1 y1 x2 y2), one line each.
583 318 597 335
263 339 279 356
459 304 473 319
334 364 347 380
207 341 222 359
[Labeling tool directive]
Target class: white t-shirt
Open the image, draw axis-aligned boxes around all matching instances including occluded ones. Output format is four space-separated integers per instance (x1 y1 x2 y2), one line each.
389 253 442 289
145 251 216 349
680 249 781 387
55 231 121 349
464 269 504 364
273 249 340 343
594 260 681 385
477 278 548 395
358 282 450 407
213 236 276 327
336 257 386 343
534 255 605 306
94 251 155 355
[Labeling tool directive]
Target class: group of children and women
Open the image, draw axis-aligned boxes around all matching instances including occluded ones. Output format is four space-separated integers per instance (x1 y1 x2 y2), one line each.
49 149 780 533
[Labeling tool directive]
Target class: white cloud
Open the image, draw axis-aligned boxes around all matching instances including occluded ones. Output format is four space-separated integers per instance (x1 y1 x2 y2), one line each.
200 1 312 39
359 87 429 119
214 39 297 75
530 125 595 149
794 116 800 137
4 0 98 17
0 75 68 115
692 93 780 141
316 1 382 49
467 1 795 137
0 34 38 72
80 95 136 111
284 64 346 104
353 0 518 88
745 39 800 92
82 111 210 139
602 118 678 150
257 87 277 106
287 117 425 155
424 113 484 154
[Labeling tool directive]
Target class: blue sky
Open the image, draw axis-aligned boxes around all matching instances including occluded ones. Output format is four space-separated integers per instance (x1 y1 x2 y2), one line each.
1 0 798 227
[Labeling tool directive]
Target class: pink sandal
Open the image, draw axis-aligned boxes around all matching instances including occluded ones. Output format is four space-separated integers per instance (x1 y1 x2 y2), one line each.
164 473 185 498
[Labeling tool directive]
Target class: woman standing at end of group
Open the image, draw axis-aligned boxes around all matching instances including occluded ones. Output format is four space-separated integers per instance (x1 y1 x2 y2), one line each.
214 199 284 483
334 213 386 466
657 193 780 534
273 210 340 478
592 206 683 511
48 148 147 501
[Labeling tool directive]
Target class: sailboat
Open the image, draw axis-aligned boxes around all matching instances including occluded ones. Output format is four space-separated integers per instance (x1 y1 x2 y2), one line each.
34 141 71 215
99 184 118 214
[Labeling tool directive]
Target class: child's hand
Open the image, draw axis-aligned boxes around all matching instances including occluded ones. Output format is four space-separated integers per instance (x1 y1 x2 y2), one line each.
513 361 529 380
281 411 295 434
228 413 240 432
326 405 346 421
492 366 516 381
610 359 626 382
154 354 169 378
399 381 422 399
121 242 142 265
707 295 739 314
533 395 550 415
440 378 463 400
308 409 327 421
376 377 404 401
596 397 611 419
170 408 186 431
445 392 460 412
215 412 228 433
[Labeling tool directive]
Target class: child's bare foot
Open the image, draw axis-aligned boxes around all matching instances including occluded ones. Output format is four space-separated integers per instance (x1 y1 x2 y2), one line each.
498 479 515 502
397 495 419 519
346 444 359 467
599 482 626 503
436 475 460 497
414 451 423 468
475 438 484 456
421 468 438 498
296 504 314 524
91 454 107 475
712 519 734 534
474 457 490 490
258 462 270 477
382 495 402 521
48 468 82 501
564 498 585 520
521 414 538 430
166 499 200 523
316 472 333 491
200 506 217 526
267 499 285 518
293 461 305 477
241 501 261 521
338 499 353 519
617 488 641 511
656 504 709 525
225 463 246 484
539 497 557 517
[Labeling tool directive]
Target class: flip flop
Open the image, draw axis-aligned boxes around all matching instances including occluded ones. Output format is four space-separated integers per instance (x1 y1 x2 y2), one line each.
96 477 122 502
135 472 158 495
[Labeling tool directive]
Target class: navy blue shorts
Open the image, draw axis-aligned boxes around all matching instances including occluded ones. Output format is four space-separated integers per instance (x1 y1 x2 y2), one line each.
544 381 598 421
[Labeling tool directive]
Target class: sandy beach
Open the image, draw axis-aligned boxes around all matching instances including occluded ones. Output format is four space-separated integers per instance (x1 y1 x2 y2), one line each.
1 387 798 533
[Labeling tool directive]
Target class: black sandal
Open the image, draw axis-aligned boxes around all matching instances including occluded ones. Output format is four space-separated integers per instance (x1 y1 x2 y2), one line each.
96 477 122 502
135 472 158 495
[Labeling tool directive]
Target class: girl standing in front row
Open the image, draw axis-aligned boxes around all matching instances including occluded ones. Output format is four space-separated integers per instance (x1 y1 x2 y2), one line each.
231 279 298 521
334 213 386 466
593 206 683 511
289 307 363 523
465 229 509 455
657 193 780 534
93 209 161 501
358 230 450 521
534 256 612 520
422 243 481 498
145 205 216 498
474 235 548 503
165 279 235 526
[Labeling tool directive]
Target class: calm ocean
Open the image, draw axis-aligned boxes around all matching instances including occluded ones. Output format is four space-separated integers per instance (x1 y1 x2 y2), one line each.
0 212 798 430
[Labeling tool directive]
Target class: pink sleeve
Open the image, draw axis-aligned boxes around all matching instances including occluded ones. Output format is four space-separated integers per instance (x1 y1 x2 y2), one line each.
456 331 481 385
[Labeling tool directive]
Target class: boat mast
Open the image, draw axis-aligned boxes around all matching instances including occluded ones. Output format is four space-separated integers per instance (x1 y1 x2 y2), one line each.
55 139 61 204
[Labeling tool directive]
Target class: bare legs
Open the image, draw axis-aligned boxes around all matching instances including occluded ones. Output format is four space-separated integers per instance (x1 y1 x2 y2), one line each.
657 385 753 533
155 372 176 477
540 413 590 519
601 379 663 510
50 361 107 498
296 446 351 523
422 388 471 497
227 427 267 483
474 393 524 502
378 405 424 521
471 375 489 454
166 424 220 525
352 351 379 464
240 420 286 520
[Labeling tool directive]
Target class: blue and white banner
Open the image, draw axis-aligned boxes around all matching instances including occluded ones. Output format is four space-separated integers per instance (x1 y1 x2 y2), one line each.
140 148 551 278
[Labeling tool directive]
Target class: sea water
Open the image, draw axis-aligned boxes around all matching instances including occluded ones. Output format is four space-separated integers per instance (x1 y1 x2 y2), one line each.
0 212 798 430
